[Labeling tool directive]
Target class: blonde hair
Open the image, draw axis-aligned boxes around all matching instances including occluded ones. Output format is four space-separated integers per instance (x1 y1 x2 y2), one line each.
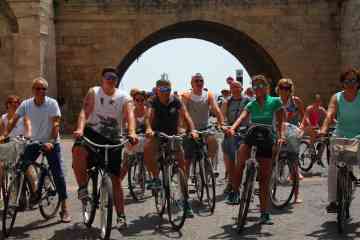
32 77 49 89
276 78 295 94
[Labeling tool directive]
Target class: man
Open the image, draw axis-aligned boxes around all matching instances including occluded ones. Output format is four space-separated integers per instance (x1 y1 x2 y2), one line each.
1 77 71 223
144 76 198 217
180 73 225 177
72 67 137 229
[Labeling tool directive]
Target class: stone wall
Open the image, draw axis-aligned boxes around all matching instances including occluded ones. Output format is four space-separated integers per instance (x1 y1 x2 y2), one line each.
341 0 360 69
56 0 342 127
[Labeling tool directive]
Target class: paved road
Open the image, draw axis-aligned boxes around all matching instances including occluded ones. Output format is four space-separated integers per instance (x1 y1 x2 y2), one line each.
2 138 360 240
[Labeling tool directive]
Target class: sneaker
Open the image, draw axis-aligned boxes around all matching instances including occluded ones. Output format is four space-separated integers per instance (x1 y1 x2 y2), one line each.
259 212 273 225
184 201 194 218
146 178 161 190
326 202 337 213
116 214 127 230
223 183 232 196
225 191 240 205
77 187 89 201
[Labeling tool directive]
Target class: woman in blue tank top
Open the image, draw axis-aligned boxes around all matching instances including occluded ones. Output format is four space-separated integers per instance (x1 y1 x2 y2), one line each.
320 67 360 213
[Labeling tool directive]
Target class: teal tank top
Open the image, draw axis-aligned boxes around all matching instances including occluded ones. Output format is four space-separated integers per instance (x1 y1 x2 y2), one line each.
335 91 360 138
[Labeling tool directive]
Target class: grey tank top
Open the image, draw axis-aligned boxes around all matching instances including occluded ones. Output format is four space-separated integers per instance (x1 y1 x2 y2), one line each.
227 96 250 126
185 91 210 130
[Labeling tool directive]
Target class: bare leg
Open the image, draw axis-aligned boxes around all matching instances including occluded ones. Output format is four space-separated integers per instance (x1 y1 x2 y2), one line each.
72 146 89 187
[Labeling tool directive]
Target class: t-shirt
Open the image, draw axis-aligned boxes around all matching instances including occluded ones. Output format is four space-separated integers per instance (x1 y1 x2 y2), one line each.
150 95 182 135
245 95 282 125
1 113 25 138
16 96 61 143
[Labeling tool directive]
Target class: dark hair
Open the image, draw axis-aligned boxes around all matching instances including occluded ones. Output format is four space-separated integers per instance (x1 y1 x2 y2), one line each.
131 89 146 99
340 67 360 84
156 78 171 87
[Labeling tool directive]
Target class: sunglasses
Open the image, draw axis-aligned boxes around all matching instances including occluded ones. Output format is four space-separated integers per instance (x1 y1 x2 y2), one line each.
159 86 171 93
279 85 292 91
7 101 19 105
135 98 145 102
252 83 266 90
194 79 204 83
34 87 47 91
343 78 358 85
103 72 119 81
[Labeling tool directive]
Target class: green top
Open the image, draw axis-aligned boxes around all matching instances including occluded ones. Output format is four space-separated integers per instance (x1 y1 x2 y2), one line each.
245 95 282 125
335 91 360 138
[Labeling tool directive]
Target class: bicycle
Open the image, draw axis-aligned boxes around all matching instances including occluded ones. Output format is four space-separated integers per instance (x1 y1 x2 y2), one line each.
330 136 360 233
270 142 299 209
2 140 60 238
80 135 129 240
236 124 274 232
189 127 217 213
127 150 150 201
298 129 334 172
152 132 189 231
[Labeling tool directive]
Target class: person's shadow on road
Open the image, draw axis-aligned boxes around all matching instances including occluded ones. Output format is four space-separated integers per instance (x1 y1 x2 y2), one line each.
306 220 360 240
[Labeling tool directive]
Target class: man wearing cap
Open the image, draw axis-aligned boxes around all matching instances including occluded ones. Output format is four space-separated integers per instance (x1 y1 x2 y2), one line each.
72 67 137 229
144 76 198 217
221 80 251 204
180 73 225 178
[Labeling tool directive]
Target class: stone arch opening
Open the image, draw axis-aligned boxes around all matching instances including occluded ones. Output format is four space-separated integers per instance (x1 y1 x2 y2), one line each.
116 20 282 90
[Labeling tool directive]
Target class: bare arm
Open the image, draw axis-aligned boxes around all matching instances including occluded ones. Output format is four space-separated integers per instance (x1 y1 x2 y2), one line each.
0 119 4 136
51 116 61 141
320 94 337 134
23 116 32 138
294 96 305 124
123 101 136 136
180 102 196 132
145 106 154 134
276 108 286 139
230 110 250 131
4 114 20 138
75 88 95 134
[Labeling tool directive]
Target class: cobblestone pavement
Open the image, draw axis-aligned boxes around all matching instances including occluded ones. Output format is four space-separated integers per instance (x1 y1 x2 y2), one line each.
2 138 360 240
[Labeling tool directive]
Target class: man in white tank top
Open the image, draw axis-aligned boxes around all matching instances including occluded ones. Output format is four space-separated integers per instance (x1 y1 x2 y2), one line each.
73 67 137 229
180 73 225 178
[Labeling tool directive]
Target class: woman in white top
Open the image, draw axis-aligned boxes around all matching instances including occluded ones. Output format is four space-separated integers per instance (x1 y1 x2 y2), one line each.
0 95 31 206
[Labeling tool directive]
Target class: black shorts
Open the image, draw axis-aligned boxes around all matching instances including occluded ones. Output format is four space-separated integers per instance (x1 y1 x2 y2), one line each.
73 126 123 176
243 126 274 158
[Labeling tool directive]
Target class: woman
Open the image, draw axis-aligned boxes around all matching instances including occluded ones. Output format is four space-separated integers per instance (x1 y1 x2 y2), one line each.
0 95 31 208
276 78 305 203
320 67 360 213
227 75 285 224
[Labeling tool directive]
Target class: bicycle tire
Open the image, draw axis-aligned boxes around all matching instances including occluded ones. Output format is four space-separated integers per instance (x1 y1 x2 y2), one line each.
2 177 21 237
298 141 314 172
153 166 166 216
194 159 204 201
128 155 146 201
99 176 113 240
168 167 188 231
83 170 98 227
337 168 349 234
39 171 61 219
270 159 298 209
237 164 255 232
202 156 216 213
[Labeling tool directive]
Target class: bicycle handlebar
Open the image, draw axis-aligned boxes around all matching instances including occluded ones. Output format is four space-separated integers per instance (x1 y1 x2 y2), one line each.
81 136 130 149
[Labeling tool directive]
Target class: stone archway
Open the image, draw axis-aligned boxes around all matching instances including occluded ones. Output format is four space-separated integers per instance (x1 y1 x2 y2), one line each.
116 20 282 90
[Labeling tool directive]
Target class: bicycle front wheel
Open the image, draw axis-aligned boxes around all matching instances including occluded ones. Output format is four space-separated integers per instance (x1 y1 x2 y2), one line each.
337 168 350 234
270 159 298 209
39 172 61 219
2 177 20 237
99 176 113 240
298 141 314 172
237 165 255 232
202 157 216 213
128 155 146 201
83 170 98 227
168 167 188 231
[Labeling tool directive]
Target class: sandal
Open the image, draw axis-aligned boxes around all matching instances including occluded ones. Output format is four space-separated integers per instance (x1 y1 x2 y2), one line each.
59 211 72 223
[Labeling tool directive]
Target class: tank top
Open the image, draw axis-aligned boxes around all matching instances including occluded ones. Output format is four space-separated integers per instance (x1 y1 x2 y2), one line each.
184 90 210 130
1 113 25 138
226 96 250 126
284 96 300 125
308 108 322 128
335 91 360 138
87 86 131 141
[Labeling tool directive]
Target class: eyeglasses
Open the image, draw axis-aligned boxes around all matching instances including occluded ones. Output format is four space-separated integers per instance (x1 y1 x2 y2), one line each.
135 98 145 103
7 101 19 105
252 83 266 90
159 86 171 93
343 78 358 85
278 85 292 91
34 87 47 91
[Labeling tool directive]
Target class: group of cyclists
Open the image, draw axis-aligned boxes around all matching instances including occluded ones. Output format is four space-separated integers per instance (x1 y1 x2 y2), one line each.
0 65 359 237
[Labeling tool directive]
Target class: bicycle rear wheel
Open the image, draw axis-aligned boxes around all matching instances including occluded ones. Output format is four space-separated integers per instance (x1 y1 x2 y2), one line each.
99 176 113 240
270 158 298 209
83 170 98 227
202 156 216 213
237 165 255 232
298 141 314 172
39 171 61 219
128 155 146 201
168 167 188 231
2 177 21 237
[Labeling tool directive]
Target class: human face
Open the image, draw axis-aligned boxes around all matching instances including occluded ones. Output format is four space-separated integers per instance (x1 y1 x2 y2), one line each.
7 99 20 112
252 80 267 97
32 82 47 99
230 84 242 97
134 95 145 106
102 72 118 89
191 78 204 91
343 72 359 92
156 84 171 100
278 83 292 97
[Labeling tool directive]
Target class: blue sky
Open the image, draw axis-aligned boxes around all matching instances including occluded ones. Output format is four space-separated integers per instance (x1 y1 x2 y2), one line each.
120 38 251 94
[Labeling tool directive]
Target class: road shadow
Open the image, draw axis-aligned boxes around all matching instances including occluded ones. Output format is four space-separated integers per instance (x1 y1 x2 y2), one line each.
47 222 103 240
306 220 360 240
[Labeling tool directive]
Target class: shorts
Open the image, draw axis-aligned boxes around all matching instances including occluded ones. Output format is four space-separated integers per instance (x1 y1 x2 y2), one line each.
183 137 202 160
244 126 274 158
222 135 244 161
73 126 123 176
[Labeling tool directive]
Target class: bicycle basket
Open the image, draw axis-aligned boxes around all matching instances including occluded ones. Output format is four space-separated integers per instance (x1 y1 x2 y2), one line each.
330 137 360 165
